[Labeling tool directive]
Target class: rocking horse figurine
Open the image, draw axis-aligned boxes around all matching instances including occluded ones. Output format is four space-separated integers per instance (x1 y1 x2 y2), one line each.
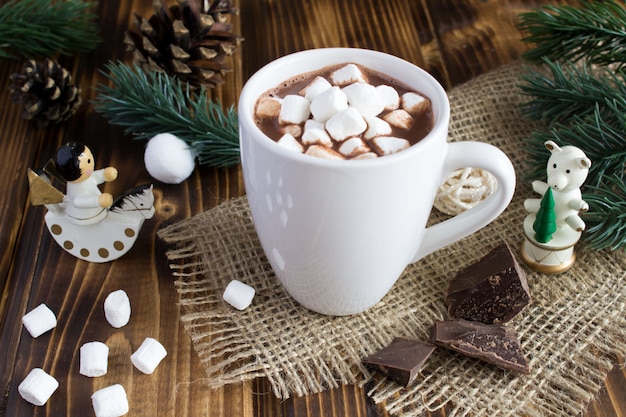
28 142 155 263
520 140 591 274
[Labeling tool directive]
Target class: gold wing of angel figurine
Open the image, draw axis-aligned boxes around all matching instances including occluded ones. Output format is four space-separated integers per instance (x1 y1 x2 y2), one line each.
27 168 65 206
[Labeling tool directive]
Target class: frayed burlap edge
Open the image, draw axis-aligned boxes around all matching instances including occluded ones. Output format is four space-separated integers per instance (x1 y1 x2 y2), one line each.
158 60 626 416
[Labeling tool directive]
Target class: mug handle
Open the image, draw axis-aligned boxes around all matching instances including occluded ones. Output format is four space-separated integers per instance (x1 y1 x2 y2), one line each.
411 141 516 263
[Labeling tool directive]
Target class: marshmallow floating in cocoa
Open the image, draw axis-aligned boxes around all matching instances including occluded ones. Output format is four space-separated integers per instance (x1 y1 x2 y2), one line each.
18 368 59 406
257 63 432 161
22 303 57 338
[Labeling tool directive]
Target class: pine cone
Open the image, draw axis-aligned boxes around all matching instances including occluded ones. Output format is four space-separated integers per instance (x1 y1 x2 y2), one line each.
8 59 82 128
124 0 243 89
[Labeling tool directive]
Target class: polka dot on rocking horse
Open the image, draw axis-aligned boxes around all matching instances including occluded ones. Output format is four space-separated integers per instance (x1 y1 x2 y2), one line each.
98 248 110 258
113 241 125 251
63 241 73 250
80 248 90 257
51 224 62 235
125 228 135 238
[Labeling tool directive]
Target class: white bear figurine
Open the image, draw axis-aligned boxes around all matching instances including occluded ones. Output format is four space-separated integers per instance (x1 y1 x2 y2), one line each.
524 140 591 233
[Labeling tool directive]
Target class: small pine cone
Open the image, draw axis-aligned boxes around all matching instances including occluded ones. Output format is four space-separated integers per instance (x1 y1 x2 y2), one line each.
8 59 82 128
124 0 243 89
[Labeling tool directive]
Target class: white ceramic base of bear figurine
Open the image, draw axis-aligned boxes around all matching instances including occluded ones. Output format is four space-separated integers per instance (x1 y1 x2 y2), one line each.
520 214 581 274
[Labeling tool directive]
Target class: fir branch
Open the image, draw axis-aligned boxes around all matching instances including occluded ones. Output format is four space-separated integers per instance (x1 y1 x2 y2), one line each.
583 175 626 250
524 101 626 188
92 61 240 168
519 59 626 126
518 0 626 67
0 0 101 59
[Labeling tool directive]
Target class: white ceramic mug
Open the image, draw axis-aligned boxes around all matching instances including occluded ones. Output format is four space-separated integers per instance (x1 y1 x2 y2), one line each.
239 48 516 315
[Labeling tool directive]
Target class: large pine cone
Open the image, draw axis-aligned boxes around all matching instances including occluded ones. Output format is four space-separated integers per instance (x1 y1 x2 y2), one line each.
8 59 82 128
125 0 242 89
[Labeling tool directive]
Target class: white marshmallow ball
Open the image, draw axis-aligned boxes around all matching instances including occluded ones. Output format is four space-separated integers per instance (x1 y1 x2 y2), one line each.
144 133 196 184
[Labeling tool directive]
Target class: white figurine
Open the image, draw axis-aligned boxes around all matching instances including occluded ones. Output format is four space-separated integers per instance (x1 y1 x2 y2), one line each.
521 140 591 274
28 142 155 263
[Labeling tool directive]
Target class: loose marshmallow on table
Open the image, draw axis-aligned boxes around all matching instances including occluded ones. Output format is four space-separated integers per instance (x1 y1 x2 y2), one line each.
22 303 57 338
371 136 411 155
80 341 109 377
310 86 348 122
18 368 59 406
130 337 167 374
104 290 131 328
330 63 367 86
223 280 256 310
326 107 367 141
342 82 385 116
91 384 129 417
279 95 310 125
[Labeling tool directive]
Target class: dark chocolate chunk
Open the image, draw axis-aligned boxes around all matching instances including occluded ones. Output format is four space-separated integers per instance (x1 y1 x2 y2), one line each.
430 319 530 374
446 242 531 324
362 337 436 386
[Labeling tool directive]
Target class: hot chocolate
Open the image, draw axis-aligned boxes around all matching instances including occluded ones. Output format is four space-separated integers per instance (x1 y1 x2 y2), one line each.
254 63 434 160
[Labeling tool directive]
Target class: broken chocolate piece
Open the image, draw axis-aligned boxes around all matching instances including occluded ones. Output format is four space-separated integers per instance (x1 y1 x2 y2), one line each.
362 337 436 386
446 242 531 324
430 319 530 374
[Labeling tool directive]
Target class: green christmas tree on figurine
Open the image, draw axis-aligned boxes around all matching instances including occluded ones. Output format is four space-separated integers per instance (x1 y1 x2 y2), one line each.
533 187 557 243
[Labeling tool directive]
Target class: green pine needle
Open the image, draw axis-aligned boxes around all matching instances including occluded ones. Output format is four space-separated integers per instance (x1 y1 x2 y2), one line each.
518 59 626 126
92 61 240 168
518 0 626 67
0 0 101 59
583 175 626 250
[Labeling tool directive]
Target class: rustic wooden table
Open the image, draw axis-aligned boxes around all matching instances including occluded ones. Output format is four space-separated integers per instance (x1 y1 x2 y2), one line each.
1 0 624 416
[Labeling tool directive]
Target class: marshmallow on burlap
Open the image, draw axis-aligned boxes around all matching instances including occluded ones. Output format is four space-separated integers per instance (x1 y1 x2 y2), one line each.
22 303 56 338
223 280 256 310
376 85 400 111
131 337 167 374
342 82 385 116
279 95 310 125
305 145 345 160
80 341 109 377
310 86 348 122
18 368 59 406
326 107 367 141
383 109 414 130
300 76 332 101
402 92 430 114
363 115 392 139
104 290 131 328
330 63 367 86
277 133 304 153
371 136 411 155
91 384 129 417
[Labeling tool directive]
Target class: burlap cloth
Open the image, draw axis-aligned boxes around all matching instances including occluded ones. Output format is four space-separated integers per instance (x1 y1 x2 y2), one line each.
158 61 626 416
